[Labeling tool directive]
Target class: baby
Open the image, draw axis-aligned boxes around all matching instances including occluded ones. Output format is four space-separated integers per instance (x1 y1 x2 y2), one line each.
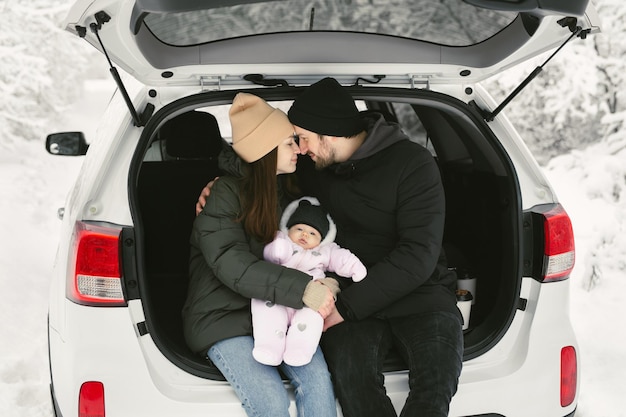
252 197 366 366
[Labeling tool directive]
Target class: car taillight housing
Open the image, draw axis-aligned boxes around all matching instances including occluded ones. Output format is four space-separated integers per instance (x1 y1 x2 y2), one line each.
79 381 105 417
541 204 575 282
560 346 577 407
68 221 126 306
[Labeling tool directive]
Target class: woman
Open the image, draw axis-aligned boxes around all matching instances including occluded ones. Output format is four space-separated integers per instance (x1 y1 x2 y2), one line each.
182 92 338 417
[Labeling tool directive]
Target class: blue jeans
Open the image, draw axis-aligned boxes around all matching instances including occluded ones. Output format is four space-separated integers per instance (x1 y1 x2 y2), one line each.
208 335 337 417
321 312 463 417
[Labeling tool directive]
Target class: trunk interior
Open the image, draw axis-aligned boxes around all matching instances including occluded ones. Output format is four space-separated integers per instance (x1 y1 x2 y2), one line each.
131 87 522 380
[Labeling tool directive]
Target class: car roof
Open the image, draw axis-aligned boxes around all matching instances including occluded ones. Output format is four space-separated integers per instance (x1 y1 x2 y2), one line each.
64 0 600 87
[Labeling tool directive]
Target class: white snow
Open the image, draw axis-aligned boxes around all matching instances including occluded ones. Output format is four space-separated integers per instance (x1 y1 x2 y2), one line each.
0 80 113 417
544 134 626 417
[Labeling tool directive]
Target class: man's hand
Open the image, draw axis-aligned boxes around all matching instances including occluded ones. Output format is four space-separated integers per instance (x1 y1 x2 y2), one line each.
195 177 219 215
316 286 336 319
323 307 344 331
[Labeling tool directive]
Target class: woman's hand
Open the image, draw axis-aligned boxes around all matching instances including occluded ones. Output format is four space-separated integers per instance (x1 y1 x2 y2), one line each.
318 277 340 298
302 281 335 319
316 285 336 319
195 177 219 215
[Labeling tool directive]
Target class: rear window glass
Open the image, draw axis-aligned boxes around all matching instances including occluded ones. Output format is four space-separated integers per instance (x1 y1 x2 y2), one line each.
145 99 436 162
143 0 516 47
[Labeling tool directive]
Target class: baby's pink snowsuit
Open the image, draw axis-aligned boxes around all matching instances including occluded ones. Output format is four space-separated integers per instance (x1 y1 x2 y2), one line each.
251 197 366 366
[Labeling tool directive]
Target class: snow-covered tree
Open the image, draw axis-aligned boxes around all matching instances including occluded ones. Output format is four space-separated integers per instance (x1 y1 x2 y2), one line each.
0 0 104 148
593 0 626 142
486 0 625 165
530 0 626 290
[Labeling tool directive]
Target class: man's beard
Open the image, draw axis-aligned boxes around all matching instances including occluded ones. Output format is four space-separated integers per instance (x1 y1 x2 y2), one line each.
313 141 336 170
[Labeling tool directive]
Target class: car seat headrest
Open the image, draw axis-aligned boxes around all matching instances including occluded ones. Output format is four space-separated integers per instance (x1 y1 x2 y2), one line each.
161 111 223 160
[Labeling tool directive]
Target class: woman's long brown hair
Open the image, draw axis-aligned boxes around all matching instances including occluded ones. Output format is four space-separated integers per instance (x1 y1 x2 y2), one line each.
238 148 279 244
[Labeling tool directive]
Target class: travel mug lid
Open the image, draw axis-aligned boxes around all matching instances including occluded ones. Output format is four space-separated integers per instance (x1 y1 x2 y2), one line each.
456 289 473 301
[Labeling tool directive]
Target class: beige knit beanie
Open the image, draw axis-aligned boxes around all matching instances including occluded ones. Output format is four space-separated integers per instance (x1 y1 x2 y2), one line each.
229 93 294 163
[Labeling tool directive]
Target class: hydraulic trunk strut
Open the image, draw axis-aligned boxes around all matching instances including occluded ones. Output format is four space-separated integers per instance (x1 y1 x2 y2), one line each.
75 11 154 127
480 17 592 122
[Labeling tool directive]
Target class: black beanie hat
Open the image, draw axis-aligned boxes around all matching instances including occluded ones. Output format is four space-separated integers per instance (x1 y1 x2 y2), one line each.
286 200 330 239
288 77 366 137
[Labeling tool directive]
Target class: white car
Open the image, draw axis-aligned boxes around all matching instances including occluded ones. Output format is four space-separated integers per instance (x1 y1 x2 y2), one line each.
46 1 600 416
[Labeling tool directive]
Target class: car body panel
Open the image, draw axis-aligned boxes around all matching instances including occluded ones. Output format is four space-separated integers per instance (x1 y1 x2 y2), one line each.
63 0 600 87
47 86 138 340
469 83 557 207
49 279 575 417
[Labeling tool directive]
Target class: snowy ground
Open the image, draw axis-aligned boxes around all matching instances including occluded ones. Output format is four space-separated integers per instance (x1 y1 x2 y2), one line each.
0 80 623 416
0 80 111 417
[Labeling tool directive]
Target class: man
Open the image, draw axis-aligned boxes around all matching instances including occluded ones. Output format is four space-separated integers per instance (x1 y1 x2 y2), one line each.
288 78 462 417
199 78 463 416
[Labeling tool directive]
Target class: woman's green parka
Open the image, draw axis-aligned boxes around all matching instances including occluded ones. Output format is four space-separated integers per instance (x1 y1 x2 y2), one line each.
182 175 312 355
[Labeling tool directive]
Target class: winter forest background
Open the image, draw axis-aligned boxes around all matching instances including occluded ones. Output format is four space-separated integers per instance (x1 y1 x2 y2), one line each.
1 0 625 416
3 0 624 164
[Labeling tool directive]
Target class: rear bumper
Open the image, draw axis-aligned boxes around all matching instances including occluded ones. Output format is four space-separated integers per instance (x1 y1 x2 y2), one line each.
48 301 258 417
443 279 579 417
449 412 575 417
49 280 577 417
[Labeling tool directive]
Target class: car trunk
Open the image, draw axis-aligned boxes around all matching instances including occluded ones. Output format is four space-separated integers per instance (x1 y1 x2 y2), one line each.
129 85 521 379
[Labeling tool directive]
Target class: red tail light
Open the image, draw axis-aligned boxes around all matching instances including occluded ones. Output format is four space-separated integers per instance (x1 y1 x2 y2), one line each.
79 381 105 417
560 346 577 407
542 205 575 281
68 221 126 306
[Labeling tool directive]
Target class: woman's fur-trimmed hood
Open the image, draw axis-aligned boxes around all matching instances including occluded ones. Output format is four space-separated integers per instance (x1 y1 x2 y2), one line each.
280 197 337 246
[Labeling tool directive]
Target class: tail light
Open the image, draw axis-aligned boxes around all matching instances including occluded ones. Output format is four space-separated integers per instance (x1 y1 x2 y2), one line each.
68 221 126 306
541 204 575 281
79 381 105 417
560 346 577 407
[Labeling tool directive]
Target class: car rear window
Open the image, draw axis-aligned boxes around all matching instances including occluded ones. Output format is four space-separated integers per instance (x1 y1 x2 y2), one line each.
143 0 516 47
